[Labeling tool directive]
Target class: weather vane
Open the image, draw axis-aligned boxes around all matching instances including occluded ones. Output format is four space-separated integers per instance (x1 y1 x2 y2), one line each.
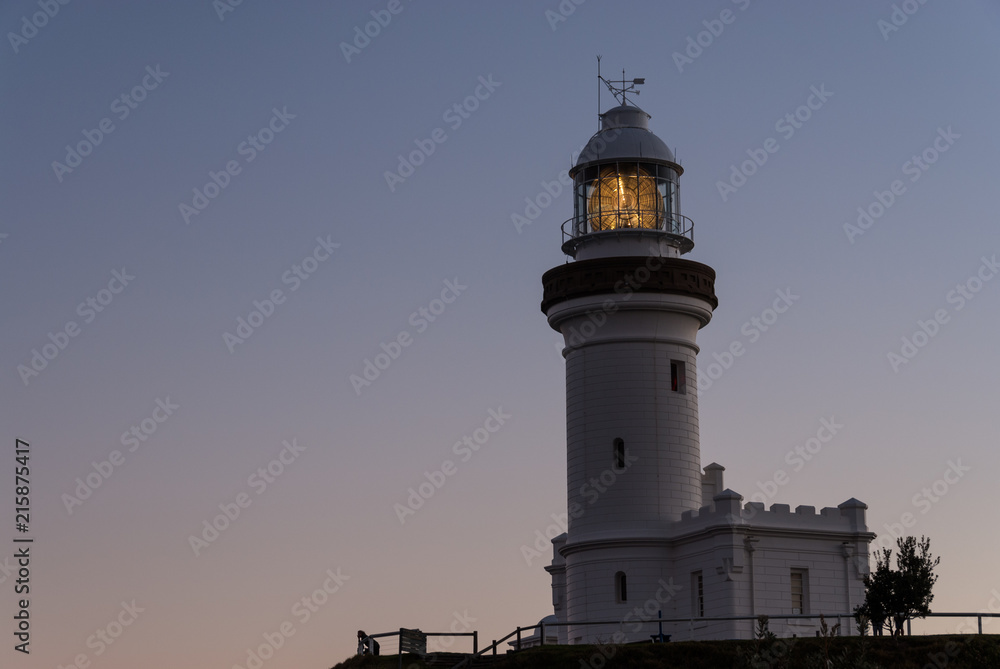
596 56 645 128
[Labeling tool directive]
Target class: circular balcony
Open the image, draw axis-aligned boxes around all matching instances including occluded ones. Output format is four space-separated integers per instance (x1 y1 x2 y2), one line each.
561 212 695 257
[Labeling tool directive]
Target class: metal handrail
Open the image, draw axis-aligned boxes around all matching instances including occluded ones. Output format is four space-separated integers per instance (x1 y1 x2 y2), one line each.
560 213 695 256
449 611 1000 669
561 212 694 242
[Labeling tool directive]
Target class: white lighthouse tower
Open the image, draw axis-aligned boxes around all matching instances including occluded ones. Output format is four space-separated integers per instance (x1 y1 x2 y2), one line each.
540 76 874 644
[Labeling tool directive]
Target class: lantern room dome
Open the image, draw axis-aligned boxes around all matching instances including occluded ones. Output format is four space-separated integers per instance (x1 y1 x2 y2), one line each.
571 104 678 177
562 102 693 260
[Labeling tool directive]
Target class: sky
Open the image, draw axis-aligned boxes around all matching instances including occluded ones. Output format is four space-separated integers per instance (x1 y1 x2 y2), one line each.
2 1 999 667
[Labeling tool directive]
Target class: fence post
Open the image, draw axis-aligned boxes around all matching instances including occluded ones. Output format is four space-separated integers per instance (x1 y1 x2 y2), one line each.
540 622 546 646
492 640 497 656
516 626 522 650
979 616 983 635
473 630 478 654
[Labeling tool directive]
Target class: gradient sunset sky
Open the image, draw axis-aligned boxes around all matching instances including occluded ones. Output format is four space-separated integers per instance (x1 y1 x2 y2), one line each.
3 1 1000 667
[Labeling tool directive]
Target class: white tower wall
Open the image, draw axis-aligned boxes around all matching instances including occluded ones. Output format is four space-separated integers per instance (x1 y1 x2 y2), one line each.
548 293 712 535
542 258 718 644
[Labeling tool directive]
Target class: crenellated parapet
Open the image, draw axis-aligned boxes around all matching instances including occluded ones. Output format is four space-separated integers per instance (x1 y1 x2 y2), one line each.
672 490 871 538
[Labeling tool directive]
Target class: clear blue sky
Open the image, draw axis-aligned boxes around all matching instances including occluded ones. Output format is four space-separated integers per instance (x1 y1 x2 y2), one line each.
2 1 999 666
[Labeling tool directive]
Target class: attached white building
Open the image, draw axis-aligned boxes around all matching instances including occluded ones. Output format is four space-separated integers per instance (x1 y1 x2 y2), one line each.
539 97 874 643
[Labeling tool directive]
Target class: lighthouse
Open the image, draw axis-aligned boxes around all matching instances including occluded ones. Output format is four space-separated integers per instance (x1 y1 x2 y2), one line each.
539 77 874 644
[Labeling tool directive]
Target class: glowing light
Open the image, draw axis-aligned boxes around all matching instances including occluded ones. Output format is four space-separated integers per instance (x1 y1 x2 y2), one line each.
588 165 664 231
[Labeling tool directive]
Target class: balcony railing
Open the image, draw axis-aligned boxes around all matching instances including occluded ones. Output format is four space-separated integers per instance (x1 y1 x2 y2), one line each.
561 212 695 256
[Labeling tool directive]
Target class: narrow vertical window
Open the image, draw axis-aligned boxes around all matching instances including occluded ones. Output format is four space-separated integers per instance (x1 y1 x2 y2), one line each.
615 571 627 603
613 438 625 470
791 569 806 614
670 360 686 393
692 571 704 617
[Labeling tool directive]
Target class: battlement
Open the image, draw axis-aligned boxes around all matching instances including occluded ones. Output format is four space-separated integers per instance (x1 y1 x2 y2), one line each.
739 495 868 532
687 463 870 535
675 489 869 536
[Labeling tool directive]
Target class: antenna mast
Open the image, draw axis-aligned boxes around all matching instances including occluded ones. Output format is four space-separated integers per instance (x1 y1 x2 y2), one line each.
596 55 602 131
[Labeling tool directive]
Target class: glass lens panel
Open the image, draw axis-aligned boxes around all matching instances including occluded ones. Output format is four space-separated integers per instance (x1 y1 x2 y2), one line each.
586 164 665 231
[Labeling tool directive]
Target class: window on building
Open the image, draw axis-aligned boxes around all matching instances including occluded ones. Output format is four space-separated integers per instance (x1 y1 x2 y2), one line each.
692 571 704 617
670 360 686 393
613 438 625 470
615 571 628 603
791 569 807 615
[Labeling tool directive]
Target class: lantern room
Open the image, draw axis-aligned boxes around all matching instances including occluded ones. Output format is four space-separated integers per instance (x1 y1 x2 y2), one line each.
563 103 695 260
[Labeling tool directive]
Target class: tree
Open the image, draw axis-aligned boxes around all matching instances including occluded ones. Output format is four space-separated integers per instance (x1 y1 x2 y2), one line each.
892 535 941 632
857 550 894 636
856 535 940 636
